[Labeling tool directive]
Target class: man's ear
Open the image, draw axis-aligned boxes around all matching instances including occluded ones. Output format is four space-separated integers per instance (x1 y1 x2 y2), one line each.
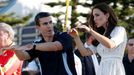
36 25 40 29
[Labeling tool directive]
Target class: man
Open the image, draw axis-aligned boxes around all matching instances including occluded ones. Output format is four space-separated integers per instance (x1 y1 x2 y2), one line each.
9 12 77 75
123 36 134 75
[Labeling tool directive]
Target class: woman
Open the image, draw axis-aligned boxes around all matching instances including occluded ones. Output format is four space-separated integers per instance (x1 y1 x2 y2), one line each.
0 23 23 75
69 2 127 75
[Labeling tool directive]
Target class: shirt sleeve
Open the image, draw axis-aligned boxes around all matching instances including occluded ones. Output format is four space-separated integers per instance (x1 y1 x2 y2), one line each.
57 32 74 52
110 26 127 47
26 50 42 62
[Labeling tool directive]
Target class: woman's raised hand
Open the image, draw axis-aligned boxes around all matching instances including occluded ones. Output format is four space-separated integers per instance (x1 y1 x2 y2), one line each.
68 28 79 39
76 25 91 33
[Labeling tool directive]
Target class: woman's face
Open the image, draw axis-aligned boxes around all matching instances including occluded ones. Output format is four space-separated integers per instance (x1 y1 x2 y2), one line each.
93 8 109 28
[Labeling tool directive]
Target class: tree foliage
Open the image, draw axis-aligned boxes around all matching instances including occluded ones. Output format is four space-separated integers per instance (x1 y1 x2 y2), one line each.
0 13 32 26
1 0 133 38
45 0 134 37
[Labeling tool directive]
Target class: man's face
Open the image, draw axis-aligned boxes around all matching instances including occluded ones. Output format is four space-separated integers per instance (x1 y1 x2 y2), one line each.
127 38 134 54
37 16 54 37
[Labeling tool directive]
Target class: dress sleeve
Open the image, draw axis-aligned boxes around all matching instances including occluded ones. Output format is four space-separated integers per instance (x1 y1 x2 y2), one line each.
110 26 127 47
0 50 23 75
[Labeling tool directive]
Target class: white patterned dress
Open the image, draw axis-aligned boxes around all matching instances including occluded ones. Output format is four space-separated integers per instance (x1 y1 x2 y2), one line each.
86 26 127 75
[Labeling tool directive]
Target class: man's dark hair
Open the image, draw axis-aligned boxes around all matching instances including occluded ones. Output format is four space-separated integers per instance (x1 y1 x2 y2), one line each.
35 12 51 26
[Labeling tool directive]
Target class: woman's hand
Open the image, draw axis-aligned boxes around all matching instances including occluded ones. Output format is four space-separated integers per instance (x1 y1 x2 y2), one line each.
76 25 91 33
68 28 79 39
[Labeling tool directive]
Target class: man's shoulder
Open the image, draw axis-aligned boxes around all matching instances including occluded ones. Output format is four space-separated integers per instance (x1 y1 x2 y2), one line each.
55 31 71 38
55 31 68 36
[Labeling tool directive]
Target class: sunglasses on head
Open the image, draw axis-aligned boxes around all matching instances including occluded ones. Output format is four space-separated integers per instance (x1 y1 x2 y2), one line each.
43 20 52 25
128 43 134 46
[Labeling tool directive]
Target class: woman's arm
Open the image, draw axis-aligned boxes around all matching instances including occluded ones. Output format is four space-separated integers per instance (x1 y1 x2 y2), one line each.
69 28 93 56
74 36 93 56
90 29 116 48
77 25 116 49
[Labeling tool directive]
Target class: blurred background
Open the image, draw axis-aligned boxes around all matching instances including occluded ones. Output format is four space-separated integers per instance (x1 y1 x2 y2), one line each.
0 0 134 45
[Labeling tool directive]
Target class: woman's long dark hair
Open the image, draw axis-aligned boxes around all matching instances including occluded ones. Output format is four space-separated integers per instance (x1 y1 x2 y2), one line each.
88 2 118 46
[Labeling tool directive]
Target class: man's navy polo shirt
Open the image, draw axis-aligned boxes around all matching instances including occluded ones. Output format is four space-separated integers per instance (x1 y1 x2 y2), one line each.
26 32 77 75
123 54 134 75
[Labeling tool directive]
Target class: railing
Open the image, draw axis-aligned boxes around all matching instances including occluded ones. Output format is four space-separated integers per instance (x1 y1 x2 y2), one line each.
13 25 39 45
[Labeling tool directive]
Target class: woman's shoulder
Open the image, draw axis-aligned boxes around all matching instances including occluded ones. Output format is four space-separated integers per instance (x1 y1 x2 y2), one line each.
110 26 126 36
113 26 126 32
114 26 125 30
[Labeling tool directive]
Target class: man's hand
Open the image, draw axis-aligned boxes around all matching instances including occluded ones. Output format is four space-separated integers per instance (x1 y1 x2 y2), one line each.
0 44 33 51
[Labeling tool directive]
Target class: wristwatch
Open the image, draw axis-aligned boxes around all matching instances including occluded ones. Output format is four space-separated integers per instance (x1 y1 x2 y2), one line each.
32 44 36 50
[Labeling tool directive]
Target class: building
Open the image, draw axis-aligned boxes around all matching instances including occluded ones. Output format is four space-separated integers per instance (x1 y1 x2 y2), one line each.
0 0 46 45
